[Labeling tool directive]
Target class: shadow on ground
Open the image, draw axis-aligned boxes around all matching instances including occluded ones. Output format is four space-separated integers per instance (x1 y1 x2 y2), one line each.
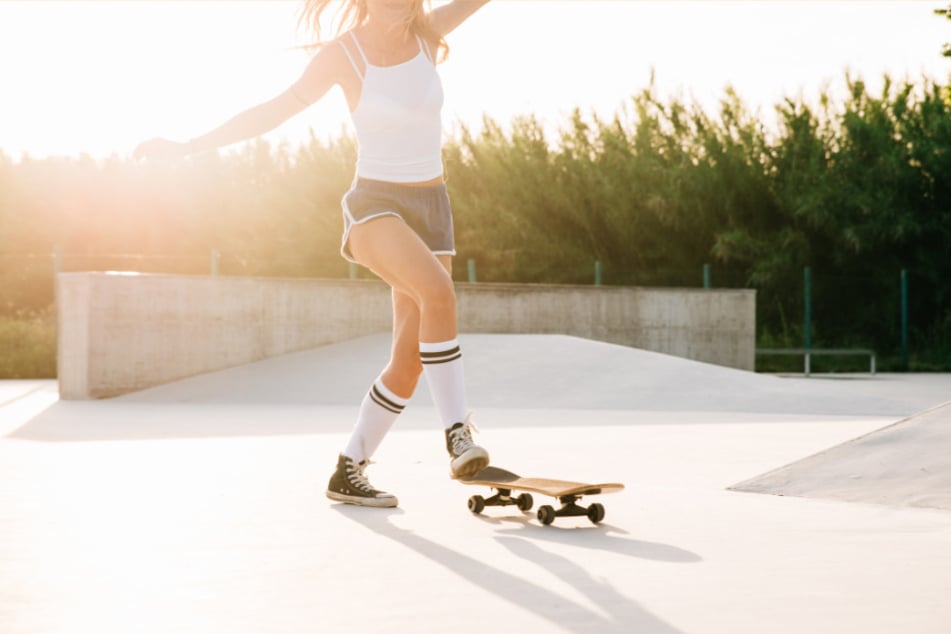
333 504 694 633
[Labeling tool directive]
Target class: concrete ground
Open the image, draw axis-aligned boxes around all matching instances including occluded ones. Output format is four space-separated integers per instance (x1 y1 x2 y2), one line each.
2 334 950 634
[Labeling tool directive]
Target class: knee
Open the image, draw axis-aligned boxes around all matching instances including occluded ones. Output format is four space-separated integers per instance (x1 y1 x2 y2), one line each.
417 274 456 313
383 358 423 395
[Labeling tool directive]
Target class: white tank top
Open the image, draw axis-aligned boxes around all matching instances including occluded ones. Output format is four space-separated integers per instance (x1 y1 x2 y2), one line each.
339 32 444 182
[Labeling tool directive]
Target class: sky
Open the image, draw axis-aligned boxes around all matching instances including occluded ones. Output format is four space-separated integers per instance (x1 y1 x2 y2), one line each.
0 0 948 160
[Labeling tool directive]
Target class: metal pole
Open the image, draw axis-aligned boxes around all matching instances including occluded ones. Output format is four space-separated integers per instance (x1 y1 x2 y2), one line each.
703 264 711 289
901 268 909 370
52 245 62 308
594 260 602 286
348 262 358 280
467 258 477 283
210 250 220 277
804 266 812 376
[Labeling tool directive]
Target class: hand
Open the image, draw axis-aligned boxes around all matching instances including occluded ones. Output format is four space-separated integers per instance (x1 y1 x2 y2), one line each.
133 137 190 161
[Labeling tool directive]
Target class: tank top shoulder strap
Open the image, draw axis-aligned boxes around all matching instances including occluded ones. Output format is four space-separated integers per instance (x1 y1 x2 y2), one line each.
416 34 434 64
339 31 369 81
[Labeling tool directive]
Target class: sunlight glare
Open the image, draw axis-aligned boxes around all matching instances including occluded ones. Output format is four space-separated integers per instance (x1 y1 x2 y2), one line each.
0 1 947 159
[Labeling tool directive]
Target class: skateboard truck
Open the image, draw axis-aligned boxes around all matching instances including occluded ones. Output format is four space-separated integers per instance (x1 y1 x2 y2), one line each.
467 488 534 515
537 494 605 525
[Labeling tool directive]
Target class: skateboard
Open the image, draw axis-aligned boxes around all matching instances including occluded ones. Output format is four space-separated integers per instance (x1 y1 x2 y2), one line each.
457 466 624 525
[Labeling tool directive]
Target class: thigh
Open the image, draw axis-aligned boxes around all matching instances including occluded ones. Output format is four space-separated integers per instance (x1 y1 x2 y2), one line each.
348 215 453 304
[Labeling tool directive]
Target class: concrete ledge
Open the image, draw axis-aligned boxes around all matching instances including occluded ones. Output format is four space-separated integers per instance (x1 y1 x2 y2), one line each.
456 283 755 370
56 273 755 399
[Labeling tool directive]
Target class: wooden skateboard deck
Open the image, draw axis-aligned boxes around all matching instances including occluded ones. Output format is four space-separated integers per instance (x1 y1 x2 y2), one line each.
458 466 624 525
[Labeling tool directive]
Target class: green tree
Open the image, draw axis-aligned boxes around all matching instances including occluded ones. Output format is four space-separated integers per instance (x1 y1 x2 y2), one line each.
2 72 950 371
936 5 951 57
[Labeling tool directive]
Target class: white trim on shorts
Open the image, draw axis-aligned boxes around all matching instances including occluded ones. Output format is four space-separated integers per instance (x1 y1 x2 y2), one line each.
340 203 400 264
340 207 457 263
339 187 457 265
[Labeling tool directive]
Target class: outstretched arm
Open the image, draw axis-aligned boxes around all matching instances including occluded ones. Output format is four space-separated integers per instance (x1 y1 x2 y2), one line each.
135 44 341 160
430 0 491 37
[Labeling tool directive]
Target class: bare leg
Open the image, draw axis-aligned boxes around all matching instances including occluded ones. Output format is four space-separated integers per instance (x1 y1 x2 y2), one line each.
340 217 455 462
348 216 457 343
380 264 452 400
348 216 487 477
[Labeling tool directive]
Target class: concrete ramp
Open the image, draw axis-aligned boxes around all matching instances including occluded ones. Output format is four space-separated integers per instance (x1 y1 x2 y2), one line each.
731 401 951 511
118 333 929 417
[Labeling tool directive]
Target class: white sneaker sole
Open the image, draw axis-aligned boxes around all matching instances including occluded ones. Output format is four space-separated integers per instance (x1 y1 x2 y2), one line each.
326 490 398 508
451 447 490 478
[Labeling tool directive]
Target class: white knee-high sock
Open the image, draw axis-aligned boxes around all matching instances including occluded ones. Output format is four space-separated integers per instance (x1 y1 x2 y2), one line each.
419 339 468 429
343 378 409 463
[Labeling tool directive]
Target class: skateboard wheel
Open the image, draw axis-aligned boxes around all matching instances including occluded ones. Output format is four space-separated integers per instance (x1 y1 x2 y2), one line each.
517 493 534 512
468 495 485 514
537 505 556 525
587 503 605 524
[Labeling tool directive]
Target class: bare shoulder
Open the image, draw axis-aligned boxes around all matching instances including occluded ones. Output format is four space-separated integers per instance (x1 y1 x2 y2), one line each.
304 36 350 79
290 36 354 105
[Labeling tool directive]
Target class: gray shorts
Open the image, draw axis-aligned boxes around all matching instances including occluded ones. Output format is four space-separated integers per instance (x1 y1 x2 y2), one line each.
340 178 455 264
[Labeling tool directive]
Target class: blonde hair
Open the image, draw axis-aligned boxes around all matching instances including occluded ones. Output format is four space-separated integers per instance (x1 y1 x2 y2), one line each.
297 0 448 62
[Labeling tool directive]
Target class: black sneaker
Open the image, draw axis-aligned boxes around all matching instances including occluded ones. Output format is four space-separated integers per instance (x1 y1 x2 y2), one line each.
445 415 489 478
326 454 398 508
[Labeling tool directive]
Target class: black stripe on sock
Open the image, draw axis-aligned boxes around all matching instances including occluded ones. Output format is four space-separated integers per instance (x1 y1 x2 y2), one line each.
420 346 461 360
370 390 403 414
421 353 463 365
371 385 405 413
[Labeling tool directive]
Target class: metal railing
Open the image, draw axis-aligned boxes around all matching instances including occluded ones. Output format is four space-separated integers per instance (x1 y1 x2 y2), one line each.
755 347 877 376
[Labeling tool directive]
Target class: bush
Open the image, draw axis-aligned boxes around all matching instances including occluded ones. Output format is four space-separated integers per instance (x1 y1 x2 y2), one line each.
0 307 56 378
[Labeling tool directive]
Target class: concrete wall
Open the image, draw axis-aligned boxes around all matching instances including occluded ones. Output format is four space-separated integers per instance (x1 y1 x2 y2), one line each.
456 283 755 369
57 272 755 399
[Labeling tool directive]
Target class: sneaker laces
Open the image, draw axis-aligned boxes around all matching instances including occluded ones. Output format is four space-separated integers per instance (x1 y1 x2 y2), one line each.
346 459 375 493
449 413 481 455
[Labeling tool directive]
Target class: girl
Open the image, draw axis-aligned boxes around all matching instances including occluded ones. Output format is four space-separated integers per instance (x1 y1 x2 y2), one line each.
135 0 492 508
